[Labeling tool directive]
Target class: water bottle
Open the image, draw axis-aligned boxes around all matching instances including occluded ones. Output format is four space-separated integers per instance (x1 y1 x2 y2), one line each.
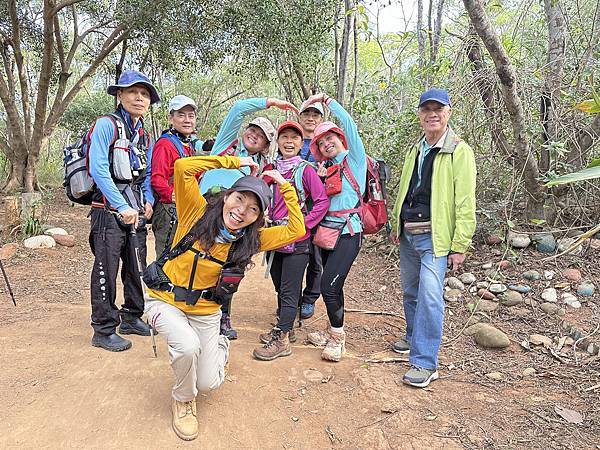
370 178 382 201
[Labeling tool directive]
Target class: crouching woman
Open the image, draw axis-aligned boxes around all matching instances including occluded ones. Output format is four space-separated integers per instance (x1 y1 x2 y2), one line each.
144 155 305 441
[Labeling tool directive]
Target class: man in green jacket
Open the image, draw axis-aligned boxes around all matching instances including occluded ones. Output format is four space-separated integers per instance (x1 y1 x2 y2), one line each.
391 88 476 388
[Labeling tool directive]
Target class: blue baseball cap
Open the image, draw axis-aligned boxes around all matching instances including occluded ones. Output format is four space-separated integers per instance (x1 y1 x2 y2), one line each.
418 88 451 107
107 70 161 105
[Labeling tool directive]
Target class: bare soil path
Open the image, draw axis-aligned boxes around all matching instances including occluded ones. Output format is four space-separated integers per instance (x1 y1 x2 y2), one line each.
0 192 598 449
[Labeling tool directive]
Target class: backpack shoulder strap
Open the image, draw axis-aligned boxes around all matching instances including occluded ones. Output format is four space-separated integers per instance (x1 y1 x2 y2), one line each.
106 112 128 141
160 133 187 159
292 162 308 206
217 139 239 157
341 157 362 203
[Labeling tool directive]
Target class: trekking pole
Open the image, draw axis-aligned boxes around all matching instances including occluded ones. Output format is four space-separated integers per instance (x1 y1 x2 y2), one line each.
129 223 157 358
0 259 16 306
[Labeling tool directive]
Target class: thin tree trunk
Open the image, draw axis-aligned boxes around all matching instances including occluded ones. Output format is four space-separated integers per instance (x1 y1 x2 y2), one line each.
463 0 545 218
349 12 359 110
417 0 426 85
336 0 353 106
431 0 445 64
540 0 567 173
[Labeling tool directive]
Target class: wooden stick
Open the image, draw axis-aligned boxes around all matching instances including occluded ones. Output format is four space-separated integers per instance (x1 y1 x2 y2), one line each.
345 308 405 319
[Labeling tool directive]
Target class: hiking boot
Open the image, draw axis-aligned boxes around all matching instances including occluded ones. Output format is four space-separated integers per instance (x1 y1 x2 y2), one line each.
118 317 151 336
171 398 198 441
392 338 410 355
321 329 345 362
220 313 238 340
300 302 315 319
253 328 292 361
91 333 132 352
402 366 439 388
259 327 296 344
307 326 332 347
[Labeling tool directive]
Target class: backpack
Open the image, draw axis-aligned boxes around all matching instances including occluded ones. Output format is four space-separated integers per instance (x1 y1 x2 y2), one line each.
342 156 391 235
63 113 128 205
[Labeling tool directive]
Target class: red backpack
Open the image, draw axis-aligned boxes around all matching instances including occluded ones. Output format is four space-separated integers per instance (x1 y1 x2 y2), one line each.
342 156 390 235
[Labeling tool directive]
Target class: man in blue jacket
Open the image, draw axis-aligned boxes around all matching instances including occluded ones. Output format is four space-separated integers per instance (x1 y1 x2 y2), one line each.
88 70 159 352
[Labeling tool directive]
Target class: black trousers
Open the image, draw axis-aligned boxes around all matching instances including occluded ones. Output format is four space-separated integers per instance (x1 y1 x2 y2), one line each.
269 251 310 332
89 208 148 335
320 233 362 328
300 238 322 305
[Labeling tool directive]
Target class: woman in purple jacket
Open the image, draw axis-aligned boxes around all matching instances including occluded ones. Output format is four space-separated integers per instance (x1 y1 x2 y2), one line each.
253 121 329 361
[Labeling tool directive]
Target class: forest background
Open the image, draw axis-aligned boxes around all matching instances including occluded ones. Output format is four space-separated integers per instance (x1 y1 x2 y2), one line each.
0 0 599 234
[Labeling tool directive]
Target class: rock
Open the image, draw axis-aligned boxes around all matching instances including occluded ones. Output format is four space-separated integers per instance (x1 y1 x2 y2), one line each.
459 272 476 284
589 238 600 250
566 229 584 238
522 367 537 377
532 233 556 253
481 262 493 270
303 369 324 383
464 322 489 336
562 292 581 308
485 371 504 381
507 230 531 249
557 237 582 255
508 284 531 294
498 260 510 270
53 234 75 247
471 298 498 312
541 288 557 303
541 303 564 315
23 235 55 249
469 286 478 294
529 334 553 347
477 289 496 300
485 269 504 281
484 234 502 245
577 281 595 296
44 227 68 236
488 283 507 294
563 268 582 282
444 289 463 302
0 243 19 260
447 277 465 290
523 270 541 281
476 281 489 289
474 324 510 348
543 270 555 280
524 298 539 307
499 290 523 306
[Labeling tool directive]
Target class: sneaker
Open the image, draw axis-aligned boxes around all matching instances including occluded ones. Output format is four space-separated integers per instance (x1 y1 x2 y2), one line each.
118 317 151 336
253 328 292 361
392 338 410 355
321 329 345 362
220 313 238 340
402 366 439 388
91 332 132 352
171 398 198 441
259 328 296 344
300 302 315 319
307 327 332 347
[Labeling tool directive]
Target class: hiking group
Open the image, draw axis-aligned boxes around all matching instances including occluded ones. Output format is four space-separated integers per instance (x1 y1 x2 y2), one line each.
68 69 476 441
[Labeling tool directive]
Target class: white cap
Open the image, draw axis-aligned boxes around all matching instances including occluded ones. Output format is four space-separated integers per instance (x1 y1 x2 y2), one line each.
168 95 197 112
299 102 324 115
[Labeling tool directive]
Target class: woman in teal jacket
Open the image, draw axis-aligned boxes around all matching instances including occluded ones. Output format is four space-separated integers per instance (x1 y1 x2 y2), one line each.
301 93 366 362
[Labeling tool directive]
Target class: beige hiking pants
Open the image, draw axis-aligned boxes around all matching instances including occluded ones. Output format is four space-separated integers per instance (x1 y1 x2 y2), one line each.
144 298 229 402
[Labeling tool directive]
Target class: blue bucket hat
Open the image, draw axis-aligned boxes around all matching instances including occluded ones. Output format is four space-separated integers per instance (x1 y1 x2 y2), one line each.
418 88 451 108
107 70 160 105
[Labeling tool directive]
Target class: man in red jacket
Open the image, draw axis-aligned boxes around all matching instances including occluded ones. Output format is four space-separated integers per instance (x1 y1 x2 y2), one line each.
150 95 198 256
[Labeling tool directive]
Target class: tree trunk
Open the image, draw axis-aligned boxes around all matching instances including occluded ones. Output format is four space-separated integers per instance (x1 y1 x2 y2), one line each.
463 0 546 219
431 0 445 64
417 0 426 86
539 0 567 173
336 0 353 106
465 27 512 159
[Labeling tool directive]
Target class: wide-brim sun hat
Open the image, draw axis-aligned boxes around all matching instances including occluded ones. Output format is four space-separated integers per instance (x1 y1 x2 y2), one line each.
309 121 348 162
248 117 276 143
230 176 272 212
107 70 161 105
277 120 304 138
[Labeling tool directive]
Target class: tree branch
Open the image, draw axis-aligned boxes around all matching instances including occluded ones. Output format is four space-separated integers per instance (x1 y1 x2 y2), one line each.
50 0 84 16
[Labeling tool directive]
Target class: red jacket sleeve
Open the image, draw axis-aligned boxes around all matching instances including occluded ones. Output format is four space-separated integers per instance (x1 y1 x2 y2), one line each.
151 139 180 203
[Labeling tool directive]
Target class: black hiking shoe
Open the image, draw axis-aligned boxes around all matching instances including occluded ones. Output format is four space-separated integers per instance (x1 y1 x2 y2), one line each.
91 333 132 352
220 313 238 340
119 317 151 336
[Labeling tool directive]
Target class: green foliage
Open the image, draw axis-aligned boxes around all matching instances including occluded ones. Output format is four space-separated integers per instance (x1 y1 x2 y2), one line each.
545 162 600 186
60 92 113 134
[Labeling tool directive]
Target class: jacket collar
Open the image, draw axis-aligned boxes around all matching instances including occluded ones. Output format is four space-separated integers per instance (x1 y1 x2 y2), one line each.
416 127 462 154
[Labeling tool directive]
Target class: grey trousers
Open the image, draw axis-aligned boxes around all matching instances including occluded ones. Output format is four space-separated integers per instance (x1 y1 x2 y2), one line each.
145 298 229 402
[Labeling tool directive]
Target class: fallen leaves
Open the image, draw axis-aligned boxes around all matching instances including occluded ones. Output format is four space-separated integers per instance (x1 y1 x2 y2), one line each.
554 405 583 424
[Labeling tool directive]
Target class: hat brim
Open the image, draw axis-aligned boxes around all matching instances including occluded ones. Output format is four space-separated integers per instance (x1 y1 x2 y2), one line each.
231 186 268 212
247 123 274 143
309 125 348 162
107 81 161 105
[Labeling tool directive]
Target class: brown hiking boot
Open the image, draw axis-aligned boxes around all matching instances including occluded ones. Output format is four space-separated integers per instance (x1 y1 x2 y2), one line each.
307 326 332 347
321 329 345 362
253 328 292 361
259 327 296 344
172 398 198 441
